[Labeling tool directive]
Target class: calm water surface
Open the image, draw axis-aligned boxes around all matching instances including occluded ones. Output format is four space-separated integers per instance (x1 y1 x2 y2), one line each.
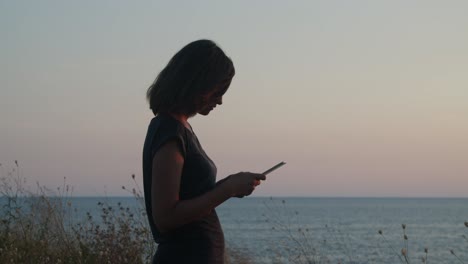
218 197 468 263
2 196 467 263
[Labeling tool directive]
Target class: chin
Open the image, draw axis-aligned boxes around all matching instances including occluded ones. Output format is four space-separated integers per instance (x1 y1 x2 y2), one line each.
199 108 213 116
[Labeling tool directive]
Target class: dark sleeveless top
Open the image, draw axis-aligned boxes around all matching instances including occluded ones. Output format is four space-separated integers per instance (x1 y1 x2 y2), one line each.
142 113 225 264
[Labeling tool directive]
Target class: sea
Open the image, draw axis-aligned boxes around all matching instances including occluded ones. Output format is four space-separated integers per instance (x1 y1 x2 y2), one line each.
3 196 468 263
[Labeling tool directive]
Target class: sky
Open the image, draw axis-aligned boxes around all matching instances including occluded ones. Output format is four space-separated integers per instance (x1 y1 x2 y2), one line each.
1 1 467 197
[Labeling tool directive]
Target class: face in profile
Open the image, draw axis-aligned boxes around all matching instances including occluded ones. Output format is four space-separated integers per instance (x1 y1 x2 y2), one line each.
197 80 231 116
198 89 224 116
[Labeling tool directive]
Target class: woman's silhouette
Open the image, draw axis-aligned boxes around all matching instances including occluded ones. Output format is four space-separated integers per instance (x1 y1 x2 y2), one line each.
143 40 266 264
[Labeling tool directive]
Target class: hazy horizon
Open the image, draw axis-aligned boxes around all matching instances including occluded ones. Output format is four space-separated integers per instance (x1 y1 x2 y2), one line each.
29 195 468 199
2 1 467 197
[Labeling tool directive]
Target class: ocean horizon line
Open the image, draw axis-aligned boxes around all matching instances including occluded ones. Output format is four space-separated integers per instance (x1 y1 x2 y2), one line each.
29 195 468 199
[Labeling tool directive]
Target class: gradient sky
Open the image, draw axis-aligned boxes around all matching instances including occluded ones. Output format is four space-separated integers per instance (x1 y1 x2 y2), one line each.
1 1 467 197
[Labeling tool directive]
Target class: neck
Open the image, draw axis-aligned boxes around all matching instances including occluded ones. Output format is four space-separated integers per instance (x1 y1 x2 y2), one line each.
168 113 187 122
168 112 191 129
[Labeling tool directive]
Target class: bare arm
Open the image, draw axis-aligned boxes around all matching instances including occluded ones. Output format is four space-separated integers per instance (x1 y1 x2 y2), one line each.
151 140 265 232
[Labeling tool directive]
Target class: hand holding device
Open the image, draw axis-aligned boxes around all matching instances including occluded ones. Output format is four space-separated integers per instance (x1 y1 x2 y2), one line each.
262 161 286 175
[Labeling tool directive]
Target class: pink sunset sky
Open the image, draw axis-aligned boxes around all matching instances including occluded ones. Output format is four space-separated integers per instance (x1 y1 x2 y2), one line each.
1 1 467 197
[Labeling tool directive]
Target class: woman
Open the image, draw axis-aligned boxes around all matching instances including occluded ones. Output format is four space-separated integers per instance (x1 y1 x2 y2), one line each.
142 40 266 264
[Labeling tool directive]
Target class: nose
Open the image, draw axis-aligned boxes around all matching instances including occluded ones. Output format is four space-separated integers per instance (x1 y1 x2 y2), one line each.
217 97 223 105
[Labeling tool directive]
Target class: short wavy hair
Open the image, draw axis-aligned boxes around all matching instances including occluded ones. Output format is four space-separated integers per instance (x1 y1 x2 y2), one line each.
147 40 235 116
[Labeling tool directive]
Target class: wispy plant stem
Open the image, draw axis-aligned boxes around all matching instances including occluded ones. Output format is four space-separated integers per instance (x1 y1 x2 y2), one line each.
451 250 466 264
379 232 405 264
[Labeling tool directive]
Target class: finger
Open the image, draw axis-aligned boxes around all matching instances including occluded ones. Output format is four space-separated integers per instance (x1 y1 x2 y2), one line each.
253 180 261 186
255 174 266 181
